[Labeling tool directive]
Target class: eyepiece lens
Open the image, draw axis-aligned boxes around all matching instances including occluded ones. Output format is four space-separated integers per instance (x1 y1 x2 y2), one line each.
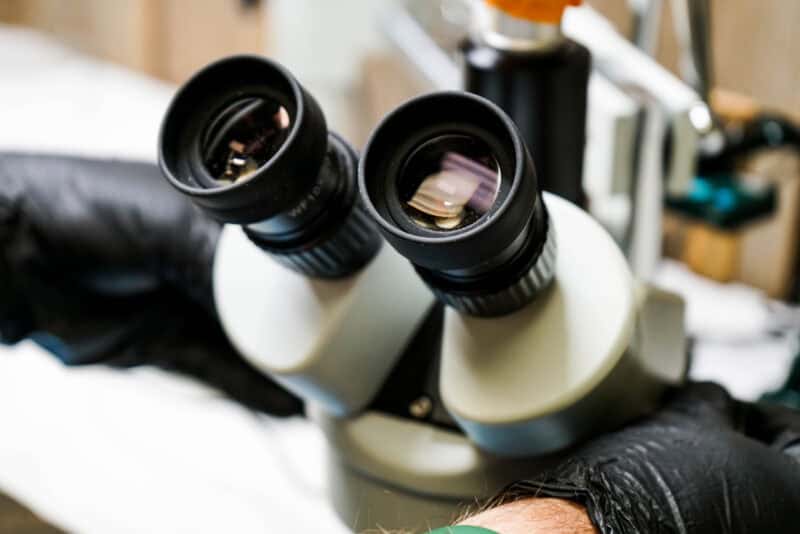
398 135 500 232
201 96 292 185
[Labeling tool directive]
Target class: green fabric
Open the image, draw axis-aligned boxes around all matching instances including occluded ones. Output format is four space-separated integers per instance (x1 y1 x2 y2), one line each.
427 527 499 534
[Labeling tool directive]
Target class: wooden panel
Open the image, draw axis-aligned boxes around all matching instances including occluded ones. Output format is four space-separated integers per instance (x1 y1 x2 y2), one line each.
156 0 265 83
0 491 65 534
710 0 800 120
5 0 155 72
738 150 800 298
0 0 22 23
683 223 741 282
589 0 800 121
586 0 631 34
360 54 430 146
0 0 265 82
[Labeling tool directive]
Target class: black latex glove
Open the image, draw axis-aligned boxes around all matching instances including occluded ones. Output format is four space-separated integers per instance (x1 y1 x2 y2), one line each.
0 152 302 416
497 382 800 533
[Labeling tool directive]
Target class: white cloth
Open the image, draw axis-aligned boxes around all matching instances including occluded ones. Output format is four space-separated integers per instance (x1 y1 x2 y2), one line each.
0 342 346 534
654 260 798 401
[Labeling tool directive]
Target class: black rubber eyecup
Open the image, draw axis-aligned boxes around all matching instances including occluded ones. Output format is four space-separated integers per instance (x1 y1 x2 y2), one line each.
359 91 540 275
158 55 327 225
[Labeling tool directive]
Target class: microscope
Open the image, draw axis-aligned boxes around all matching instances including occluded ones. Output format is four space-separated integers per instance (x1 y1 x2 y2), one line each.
157 6 688 533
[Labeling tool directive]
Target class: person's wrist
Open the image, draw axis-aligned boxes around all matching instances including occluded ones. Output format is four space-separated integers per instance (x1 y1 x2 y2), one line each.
457 498 598 534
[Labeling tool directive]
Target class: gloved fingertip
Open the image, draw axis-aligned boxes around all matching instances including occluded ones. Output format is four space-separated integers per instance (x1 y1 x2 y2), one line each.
0 294 34 345
30 332 80 365
255 395 305 418
0 322 28 345
663 381 738 422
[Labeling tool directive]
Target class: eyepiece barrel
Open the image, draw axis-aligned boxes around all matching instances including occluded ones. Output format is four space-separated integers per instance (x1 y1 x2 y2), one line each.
159 55 381 278
359 91 555 316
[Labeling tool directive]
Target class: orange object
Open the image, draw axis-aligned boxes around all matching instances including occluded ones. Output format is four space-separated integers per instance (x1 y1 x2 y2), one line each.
682 223 741 283
485 0 582 24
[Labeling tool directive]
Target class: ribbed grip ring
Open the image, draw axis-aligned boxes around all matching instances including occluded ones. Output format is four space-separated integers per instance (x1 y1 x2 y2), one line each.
251 201 382 279
432 219 556 317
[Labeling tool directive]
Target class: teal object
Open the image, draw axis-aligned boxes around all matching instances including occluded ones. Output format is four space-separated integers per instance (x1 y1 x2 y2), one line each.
427 527 499 534
665 173 776 230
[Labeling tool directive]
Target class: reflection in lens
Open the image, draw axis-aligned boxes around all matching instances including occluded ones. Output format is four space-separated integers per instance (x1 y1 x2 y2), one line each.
202 97 291 185
399 135 500 232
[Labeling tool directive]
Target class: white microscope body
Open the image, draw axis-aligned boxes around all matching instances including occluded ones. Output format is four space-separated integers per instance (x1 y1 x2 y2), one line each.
214 227 434 416
440 193 685 456
215 193 687 532
157 52 687 534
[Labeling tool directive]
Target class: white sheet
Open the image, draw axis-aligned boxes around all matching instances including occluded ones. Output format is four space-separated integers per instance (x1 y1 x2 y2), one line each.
654 260 797 400
0 25 349 534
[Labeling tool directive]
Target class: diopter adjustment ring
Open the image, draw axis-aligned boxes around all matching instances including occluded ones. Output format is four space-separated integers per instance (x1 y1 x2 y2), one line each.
431 217 556 316
246 201 382 278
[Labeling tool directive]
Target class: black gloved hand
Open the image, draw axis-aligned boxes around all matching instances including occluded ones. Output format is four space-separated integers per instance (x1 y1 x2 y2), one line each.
0 152 302 416
498 382 800 533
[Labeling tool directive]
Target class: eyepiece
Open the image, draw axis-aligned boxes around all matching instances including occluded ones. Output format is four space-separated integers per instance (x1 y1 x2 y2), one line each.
200 96 291 185
159 55 381 278
359 92 556 316
398 134 501 232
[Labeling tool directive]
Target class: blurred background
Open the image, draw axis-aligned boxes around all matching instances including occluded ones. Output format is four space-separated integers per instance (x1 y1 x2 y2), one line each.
1 0 799 532
3 0 796 317
2 0 798 288
1 0 797 137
